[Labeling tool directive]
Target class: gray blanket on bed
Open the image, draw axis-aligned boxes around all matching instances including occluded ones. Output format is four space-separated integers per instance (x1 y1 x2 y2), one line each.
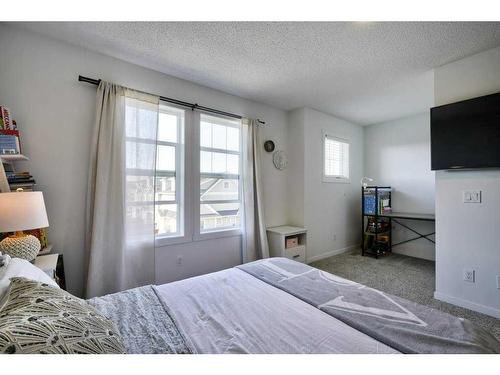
237 258 500 354
88 285 194 354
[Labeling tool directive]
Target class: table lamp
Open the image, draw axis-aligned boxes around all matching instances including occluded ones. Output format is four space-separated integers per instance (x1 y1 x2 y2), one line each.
0 191 49 261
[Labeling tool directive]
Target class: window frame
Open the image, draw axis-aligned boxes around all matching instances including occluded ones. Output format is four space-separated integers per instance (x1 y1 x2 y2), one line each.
322 131 351 184
154 109 245 247
194 112 243 240
154 104 191 247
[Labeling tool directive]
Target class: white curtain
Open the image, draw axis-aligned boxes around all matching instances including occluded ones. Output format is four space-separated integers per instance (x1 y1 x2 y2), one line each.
85 81 159 298
242 118 269 262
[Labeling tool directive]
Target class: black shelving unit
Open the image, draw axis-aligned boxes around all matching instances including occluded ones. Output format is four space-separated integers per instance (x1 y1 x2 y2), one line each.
361 186 392 258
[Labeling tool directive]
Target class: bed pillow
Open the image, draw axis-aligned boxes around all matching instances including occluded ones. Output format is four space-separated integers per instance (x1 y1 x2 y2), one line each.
0 256 59 301
0 277 126 354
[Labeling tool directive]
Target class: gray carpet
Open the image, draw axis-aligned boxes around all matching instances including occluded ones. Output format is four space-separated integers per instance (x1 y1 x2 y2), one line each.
310 250 500 341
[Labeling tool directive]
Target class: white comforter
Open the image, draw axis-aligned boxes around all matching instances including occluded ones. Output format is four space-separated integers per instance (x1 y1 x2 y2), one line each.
156 268 399 354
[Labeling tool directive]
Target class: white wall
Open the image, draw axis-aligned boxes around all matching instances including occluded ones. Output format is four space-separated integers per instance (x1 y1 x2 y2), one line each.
0 24 289 297
304 109 364 261
434 46 500 318
286 108 305 227
364 113 436 260
287 108 364 262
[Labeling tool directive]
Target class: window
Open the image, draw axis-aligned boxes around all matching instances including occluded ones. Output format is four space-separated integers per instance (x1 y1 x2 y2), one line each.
199 114 242 232
154 105 185 237
323 133 350 182
151 107 244 244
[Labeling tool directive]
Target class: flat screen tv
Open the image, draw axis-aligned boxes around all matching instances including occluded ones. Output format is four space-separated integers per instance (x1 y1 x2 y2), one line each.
431 91 500 170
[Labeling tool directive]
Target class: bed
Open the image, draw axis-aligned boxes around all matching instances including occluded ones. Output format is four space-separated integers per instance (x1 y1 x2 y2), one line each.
87 257 500 354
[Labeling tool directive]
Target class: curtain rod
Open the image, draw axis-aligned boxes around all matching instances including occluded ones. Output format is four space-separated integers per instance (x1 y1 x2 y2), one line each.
78 75 266 125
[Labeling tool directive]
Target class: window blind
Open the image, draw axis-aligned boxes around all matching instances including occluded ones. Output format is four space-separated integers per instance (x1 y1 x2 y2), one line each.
324 135 349 180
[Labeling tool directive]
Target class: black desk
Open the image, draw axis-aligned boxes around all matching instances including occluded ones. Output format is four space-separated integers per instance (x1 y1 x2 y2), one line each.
375 212 435 222
362 212 435 257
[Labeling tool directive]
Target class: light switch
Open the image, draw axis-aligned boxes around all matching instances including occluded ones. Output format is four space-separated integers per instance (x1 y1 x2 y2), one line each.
463 190 481 203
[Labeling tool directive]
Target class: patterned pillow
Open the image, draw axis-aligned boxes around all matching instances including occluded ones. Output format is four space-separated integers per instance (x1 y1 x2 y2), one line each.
0 277 126 354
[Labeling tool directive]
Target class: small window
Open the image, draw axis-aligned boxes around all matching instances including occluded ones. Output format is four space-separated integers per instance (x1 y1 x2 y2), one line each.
323 133 350 182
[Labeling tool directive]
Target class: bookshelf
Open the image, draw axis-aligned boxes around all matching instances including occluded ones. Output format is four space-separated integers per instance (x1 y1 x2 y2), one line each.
0 154 30 192
1 108 52 254
361 186 392 258
1 154 29 162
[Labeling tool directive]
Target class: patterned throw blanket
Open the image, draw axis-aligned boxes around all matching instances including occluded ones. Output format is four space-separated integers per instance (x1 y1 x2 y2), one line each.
238 258 500 354
88 286 194 354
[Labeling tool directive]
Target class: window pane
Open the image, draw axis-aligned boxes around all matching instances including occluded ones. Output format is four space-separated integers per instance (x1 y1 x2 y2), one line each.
200 178 217 195
200 178 239 200
125 103 157 140
200 203 241 232
126 175 154 204
227 127 240 151
126 204 154 236
155 176 176 202
126 141 156 170
200 151 239 175
324 136 349 179
200 114 242 233
227 154 239 174
158 112 178 143
212 152 226 173
155 204 178 235
154 105 185 239
212 124 227 149
200 151 212 173
157 145 175 171
200 121 212 148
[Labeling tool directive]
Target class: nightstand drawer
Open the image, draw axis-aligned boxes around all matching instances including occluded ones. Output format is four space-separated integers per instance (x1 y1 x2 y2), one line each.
283 245 306 263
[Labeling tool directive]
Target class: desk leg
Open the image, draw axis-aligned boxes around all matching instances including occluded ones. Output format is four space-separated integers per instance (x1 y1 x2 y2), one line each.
361 216 365 256
389 217 392 253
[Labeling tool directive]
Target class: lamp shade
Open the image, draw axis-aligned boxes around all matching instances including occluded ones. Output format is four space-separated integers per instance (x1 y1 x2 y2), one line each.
0 192 49 233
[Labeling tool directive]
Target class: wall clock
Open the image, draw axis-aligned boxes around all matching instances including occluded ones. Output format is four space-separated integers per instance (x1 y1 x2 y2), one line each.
264 140 275 153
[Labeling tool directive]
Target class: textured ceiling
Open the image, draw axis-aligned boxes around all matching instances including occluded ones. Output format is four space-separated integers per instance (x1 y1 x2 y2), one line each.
15 22 500 125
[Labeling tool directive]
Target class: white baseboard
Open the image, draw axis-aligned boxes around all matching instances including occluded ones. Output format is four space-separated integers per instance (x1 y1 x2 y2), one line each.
306 244 359 263
434 291 500 319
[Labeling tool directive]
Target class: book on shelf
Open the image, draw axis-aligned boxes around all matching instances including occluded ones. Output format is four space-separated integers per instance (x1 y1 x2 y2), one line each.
0 129 20 137
0 106 12 130
363 194 376 214
363 186 392 215
6 171 30 176
0 134 21 155
8 173 36 190
7 175 35 183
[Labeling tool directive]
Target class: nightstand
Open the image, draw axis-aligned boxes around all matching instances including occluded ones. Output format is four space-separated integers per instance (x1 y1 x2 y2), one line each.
34 253 66 290
267 226 307 263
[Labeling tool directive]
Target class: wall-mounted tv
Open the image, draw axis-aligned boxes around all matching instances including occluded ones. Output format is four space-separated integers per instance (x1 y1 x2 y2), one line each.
431 91 500 171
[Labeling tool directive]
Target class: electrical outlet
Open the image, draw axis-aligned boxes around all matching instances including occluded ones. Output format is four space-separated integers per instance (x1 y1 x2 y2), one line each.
496 276 500 289
463 269 475 283
176 256 182 265
333 234 337 241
